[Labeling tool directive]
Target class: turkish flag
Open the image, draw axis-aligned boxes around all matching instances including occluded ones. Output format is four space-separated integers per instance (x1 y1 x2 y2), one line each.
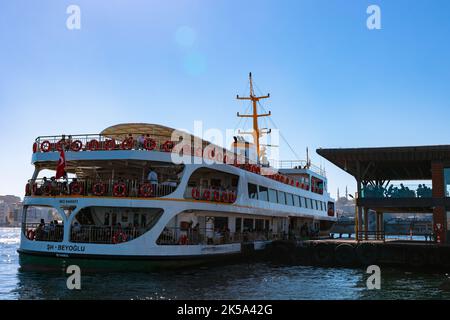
55 149 66 179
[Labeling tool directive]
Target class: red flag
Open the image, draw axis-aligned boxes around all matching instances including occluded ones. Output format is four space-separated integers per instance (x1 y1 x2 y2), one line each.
55 149 66 179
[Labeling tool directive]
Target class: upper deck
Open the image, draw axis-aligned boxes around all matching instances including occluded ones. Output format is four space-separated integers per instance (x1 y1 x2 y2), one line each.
29 123 328 196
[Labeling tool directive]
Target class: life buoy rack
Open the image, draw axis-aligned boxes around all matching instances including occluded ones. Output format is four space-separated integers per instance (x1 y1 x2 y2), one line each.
70 182 83 195
92 182 106 196
191 188 200 200
27 229 35 240
104 139 116 150
113 182 127 197
121 138 134 150
202 189 211 200
112 231 127 244
143 138 156 151
71 140 83 152
162 140 174 152
40 140 52 152
139 183 153 197
88 139 100 151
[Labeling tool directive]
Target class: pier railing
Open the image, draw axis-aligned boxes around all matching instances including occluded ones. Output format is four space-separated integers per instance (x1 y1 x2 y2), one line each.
26 178 178 198
156 227 284 245
356 231 435 242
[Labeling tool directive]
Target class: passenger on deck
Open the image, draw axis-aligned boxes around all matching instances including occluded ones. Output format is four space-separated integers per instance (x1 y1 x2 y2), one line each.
147 167 158 188
137 134 145 150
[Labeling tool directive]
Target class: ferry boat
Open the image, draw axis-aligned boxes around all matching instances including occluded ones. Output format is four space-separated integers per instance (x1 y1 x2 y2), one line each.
18 74 336 271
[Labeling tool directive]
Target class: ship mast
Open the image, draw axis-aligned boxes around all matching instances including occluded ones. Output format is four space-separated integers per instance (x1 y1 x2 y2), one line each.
236 72 271 163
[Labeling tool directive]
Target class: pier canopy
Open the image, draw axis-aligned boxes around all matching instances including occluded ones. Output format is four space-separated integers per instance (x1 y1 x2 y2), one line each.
317 145 450 243
316 145 450 181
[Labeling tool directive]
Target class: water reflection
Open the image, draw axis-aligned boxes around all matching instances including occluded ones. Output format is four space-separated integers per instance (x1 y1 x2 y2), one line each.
2 228 450 300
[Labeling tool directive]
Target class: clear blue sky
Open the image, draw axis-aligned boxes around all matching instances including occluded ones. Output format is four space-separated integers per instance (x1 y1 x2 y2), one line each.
1 0 450 198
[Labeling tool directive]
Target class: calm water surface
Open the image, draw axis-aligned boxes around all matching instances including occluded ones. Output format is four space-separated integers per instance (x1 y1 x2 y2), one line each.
1 228 450 300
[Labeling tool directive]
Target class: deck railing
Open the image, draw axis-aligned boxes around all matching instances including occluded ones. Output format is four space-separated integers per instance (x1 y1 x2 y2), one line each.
26 178 178 198
23 222 64 242
156 227 284 245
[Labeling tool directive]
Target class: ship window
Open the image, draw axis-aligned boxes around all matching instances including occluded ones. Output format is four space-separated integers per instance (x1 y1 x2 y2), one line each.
243 218 254 231
314 200 319 210
293 195 300 207
248 183 258 199
300 197 306 208
268 189 278 203
305 198 310 209
265 220 270 230
236 218 242 232
286 193 294 206
255 219 264 231
258 185 269 201
309 199 313 209
277 191 286 205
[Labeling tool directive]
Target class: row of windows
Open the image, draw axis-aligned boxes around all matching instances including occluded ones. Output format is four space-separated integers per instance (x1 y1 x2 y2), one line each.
248 183 327 212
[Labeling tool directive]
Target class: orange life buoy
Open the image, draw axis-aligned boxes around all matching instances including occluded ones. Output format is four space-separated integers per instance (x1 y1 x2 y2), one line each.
162 140 174 152
40 140 52 152
112 231 127 244
113 182 127 197
192 188 200 200
88 139 100 151
32 183 37 195
221 191 229 202
121 138 134 150
228 191 236 203
56 140 66 152
213 190 220 202
70 182 83 195
25 183 31 196
139 183 153 197
71 140 83 152
33 142 38 153
27 229 35 240
92 182 106 196
179 234 188 245
143 138 156 151
42 184 52 195
104 139 116 150
203 189 211 200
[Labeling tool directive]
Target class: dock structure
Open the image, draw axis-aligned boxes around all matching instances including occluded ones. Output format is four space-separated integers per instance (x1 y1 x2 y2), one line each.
317 145 450 244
